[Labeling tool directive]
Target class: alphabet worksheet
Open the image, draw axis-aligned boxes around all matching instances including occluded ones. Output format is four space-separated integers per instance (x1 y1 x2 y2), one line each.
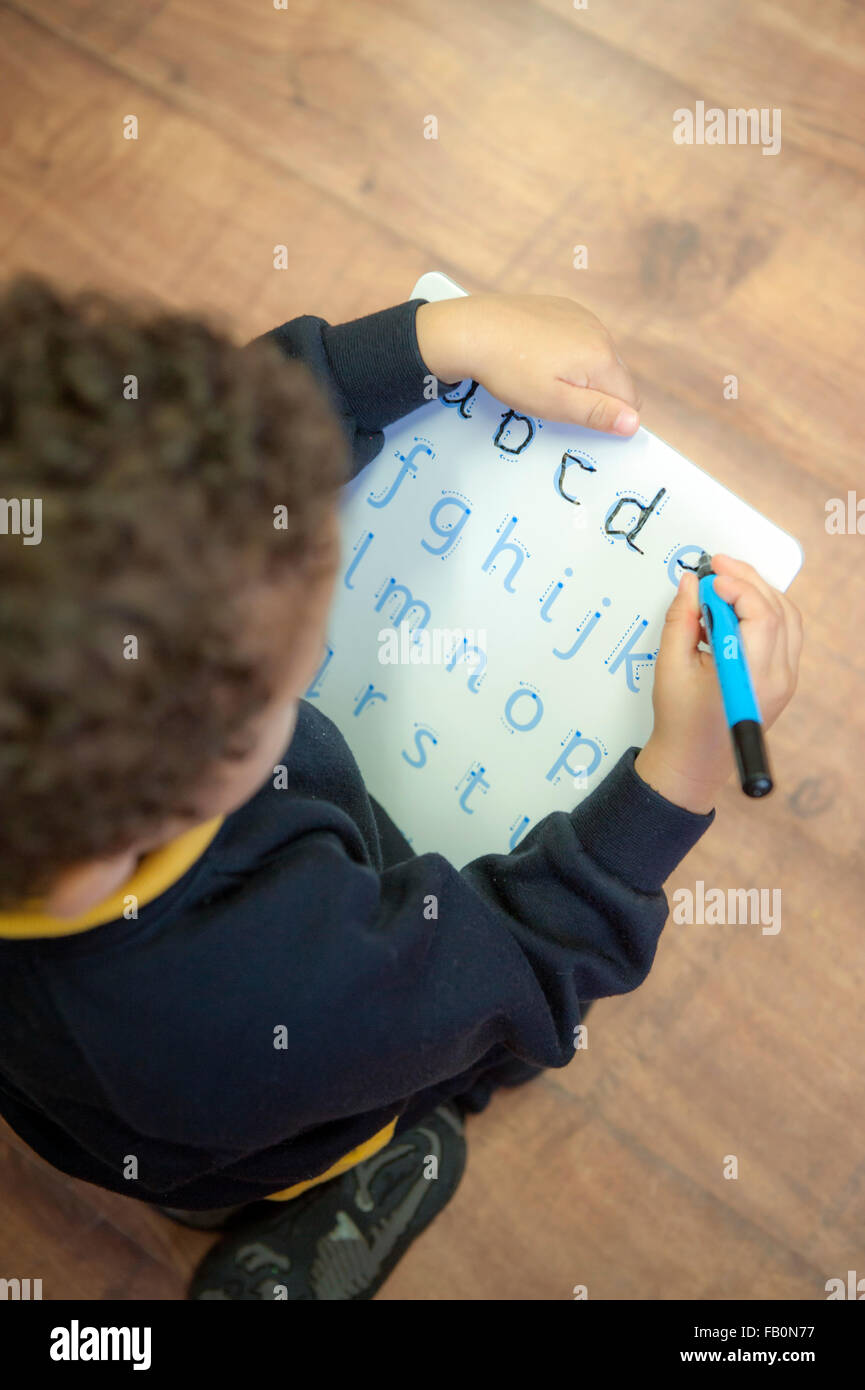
306 274 803 865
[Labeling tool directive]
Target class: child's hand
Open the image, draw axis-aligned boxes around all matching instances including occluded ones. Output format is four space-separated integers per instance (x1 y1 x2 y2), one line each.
416 293 641 436
634 556 803 814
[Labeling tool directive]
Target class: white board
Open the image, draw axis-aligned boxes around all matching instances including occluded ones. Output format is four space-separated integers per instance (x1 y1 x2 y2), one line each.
307 272 804 863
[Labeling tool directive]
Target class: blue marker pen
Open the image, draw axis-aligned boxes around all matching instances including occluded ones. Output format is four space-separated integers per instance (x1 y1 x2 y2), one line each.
696 551 773 798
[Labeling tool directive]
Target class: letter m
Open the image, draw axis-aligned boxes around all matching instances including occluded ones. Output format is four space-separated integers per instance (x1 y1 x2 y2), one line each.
729 108 759 142
728 887 760 922
375 580 431 633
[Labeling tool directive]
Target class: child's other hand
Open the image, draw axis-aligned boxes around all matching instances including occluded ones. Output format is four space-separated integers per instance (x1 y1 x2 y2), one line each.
415 293 641 436
634 556 803 814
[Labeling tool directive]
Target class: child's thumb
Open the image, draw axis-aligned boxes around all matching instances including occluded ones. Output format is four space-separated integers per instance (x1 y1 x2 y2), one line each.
567 388 640 436
658 571 702 667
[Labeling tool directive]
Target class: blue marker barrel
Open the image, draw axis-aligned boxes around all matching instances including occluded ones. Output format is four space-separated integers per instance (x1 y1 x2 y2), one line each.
698 566 773 798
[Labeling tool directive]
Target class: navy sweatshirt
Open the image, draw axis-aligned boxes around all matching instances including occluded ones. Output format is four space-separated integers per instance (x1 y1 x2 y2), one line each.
0 300 714 1208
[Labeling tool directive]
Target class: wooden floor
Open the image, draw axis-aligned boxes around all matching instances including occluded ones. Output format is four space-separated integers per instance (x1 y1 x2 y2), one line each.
1 0 863 1300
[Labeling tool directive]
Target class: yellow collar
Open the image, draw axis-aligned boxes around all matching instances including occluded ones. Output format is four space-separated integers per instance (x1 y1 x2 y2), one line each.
0 816 224 940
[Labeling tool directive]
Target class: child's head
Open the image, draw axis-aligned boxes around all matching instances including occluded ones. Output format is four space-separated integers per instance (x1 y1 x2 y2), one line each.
0 276 347 916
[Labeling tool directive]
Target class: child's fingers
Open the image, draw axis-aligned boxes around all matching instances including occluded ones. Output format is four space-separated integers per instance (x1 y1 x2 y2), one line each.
553 322 640 412
777 591 803 671
552 382 640 435
710 555 802 674
658 570 703 665
710 571 779 625
710 554 783 619
587 351 641 412
717 567 784 628
710 572 785 673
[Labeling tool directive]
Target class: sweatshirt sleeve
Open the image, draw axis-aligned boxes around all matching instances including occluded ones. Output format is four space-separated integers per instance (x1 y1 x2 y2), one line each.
306 747 715 1105
250 300 459 478
124 745 714 1151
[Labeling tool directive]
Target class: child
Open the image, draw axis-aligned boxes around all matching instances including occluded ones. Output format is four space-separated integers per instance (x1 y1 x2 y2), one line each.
0 277 801 1299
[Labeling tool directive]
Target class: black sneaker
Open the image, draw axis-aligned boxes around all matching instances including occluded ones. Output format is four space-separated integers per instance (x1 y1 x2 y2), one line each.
188 1102 466 1300
156 1203 255 1231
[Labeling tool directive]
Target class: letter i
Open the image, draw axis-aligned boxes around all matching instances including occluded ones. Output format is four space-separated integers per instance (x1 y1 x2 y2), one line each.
540 568 573 623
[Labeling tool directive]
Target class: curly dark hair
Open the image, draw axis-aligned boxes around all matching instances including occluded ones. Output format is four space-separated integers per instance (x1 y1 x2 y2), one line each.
0 275 348 909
